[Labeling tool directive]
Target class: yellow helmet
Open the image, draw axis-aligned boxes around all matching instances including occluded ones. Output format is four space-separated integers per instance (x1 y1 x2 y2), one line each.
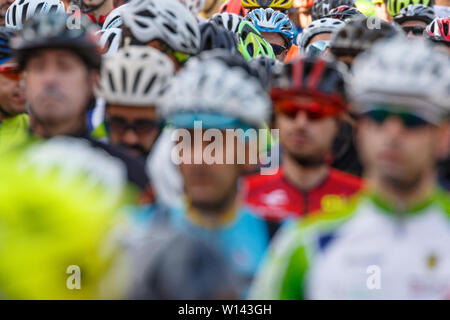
241 0 293 10
0 140 137 299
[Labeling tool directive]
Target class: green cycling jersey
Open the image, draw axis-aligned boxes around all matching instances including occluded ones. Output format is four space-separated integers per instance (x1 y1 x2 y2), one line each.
249 189 450 300
0 114 30 152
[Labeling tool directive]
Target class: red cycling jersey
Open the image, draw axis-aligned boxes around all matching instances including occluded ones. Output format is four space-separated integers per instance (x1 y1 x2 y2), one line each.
243 167 363 222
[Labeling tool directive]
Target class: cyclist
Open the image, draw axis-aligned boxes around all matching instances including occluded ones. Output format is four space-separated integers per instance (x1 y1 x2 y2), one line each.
393 4 436 38
244 56 363 222
297 17 345 57
120 0 201 71
424 17 450 54
134 55 279 297
292 0 314 29
71 0 116 27
5 0 66 29
330 16 400 68
387 0 434 19
96 46 175 159
250 37 450 300
11 13 150 192
0 26 28 152
245 8 297 61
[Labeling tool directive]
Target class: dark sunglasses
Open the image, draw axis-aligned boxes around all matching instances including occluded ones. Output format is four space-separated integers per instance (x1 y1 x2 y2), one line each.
106 116 161 136
271 44 288 56
363 109 431 129
402 26 425 36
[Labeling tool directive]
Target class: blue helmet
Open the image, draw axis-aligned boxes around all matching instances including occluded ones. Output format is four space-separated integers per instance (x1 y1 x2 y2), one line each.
245 8 296 48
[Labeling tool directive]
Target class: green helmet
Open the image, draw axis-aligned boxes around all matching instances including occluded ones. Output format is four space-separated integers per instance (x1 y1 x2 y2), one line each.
237 20 275 60
387 0 434 17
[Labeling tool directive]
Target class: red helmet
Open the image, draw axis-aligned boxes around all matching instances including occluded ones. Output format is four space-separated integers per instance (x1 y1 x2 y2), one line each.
219 0 248 16
425 18 450 43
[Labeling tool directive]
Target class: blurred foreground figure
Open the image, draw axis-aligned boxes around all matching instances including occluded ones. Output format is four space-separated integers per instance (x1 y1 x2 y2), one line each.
250 37 450 300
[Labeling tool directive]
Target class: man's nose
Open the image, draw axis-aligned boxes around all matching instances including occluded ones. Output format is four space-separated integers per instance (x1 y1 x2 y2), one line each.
382 116 405 137
294 110 309 127
122 128 140 145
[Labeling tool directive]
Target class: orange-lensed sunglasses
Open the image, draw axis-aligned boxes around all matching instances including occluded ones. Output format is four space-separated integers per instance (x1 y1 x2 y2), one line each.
0 63 22 81
274 97 344 121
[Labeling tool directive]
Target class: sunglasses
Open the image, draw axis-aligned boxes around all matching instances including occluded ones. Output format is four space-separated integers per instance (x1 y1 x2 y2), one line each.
106 116 161 136
0 64 22 81
275 98 343 121
305 41 330 57
402 26 425 36
271 44 288 56
363 109 431 129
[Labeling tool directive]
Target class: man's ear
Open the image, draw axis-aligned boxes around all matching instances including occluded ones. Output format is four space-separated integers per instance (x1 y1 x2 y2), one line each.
436 121 450 160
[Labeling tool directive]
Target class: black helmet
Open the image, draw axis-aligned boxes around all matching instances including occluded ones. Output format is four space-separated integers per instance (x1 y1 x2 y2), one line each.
0 26 15 64
311 0 355 20
325 5 365 21
330 16 401 57
270 55 349 106
248 55 282 90
393 4 435 25
199 21 238 53
11 13 101 70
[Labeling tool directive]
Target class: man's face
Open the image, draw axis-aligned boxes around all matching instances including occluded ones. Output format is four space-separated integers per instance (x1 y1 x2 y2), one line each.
106 105 160 157
275 95 339 165
357 111 445 190
0 0 14 25
0 59 26 116
401 20 428 38
178 129 242 211
306 32 332 56
25 49 94 128
261 31 288 62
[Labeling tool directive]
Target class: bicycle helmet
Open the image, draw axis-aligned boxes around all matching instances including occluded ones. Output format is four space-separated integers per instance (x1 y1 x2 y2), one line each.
219 0 247 17
424 17 450 44
350 37 450 123
11 13 101 70
0 26 15 64
271 55 349 108
393 4 435 25
312 0 355 20
161 57 271 130
330 16 401 57
248 55 283 89
102 4 129 30
237 20 276 60
387 0 434 18
241 0 293 9
121 0 201 55
245 8 297 47
178 0 206 17
5 0 66 30
325 5 365 20
97 46 175 107
199 21 238 53
297 17 345 52
96 27 122 58
210 12 244 33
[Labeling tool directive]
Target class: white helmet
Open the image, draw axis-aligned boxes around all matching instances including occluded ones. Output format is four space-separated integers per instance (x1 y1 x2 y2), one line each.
350 37 450 124
97 46 175 107
102 3 130 29
297 17 345 51
161 57 271 129
96 28 122 58
178 0 205 17
121 0 201 55
5 0 66 30
210 12 243 34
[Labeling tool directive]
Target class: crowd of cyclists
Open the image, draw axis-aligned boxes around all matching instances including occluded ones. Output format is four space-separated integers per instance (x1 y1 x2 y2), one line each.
0 0 449 300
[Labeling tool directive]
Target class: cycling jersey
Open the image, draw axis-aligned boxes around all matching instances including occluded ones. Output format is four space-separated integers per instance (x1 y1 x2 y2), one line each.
249 189 450 300
0 114 29 152
243 167 363 221
130 200 280 297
